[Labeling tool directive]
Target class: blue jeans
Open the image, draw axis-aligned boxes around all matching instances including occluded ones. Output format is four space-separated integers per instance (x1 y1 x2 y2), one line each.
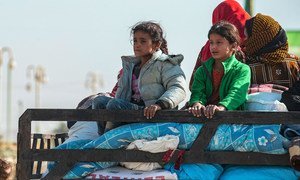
92 95 112 135
92 97 144 133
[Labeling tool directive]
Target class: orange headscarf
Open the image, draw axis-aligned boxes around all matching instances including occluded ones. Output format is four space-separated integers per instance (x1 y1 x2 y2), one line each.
244 13 289 64
190 0 251 88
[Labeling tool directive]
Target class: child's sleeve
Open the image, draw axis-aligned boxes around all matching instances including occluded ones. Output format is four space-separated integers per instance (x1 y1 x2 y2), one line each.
158 63 187 109
189 67 208 106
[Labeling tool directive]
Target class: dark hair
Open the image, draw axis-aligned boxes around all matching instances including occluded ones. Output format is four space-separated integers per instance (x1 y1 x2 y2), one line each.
131 21 168 54
208 20 241 45
245 18 254 37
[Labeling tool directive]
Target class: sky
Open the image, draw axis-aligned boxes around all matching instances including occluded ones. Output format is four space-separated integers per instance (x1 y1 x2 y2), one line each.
0 0 300 140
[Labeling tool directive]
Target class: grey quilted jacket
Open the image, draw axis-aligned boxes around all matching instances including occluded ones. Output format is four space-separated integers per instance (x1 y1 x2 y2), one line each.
115 50 187 108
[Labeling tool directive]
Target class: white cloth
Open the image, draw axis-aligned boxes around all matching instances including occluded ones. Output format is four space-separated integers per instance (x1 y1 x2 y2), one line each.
120 135 179 171
245 92 288 111
64 121 99 143
85 166 178 179
65 93 113 143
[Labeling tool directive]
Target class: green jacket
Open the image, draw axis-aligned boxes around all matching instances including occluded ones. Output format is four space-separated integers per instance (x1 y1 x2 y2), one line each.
189 55 251 110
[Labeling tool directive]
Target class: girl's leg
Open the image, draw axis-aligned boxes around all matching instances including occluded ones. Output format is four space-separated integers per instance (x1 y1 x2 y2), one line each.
92 95 113 135
92 95 113 109
105 98 143 132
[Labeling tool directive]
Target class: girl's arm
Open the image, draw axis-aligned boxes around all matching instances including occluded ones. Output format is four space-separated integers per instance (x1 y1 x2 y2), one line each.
157 63 186 109
189 67 209 106
219 65 251 110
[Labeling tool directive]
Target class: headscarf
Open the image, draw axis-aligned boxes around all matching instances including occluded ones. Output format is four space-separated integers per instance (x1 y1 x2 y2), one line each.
244 13 289 64
190 0 251 88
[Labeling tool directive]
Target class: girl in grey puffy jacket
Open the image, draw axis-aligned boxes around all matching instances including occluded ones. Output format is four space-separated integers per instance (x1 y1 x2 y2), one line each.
93 21 186 132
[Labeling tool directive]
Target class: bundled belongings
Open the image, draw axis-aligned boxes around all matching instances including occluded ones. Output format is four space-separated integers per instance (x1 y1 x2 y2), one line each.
281 80 300 111
289 137 300 171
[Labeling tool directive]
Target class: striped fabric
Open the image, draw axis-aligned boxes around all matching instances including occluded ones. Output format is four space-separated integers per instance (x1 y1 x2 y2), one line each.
248 58 300 88
248 84 289 94
245 13 289 64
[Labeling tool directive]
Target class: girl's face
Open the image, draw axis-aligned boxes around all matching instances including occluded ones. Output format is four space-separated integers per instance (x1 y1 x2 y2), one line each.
133 31 159 58
209 33 236 62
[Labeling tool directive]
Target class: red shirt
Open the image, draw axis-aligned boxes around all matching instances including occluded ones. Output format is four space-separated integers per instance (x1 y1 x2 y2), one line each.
208 69 224 105
189 0 250 89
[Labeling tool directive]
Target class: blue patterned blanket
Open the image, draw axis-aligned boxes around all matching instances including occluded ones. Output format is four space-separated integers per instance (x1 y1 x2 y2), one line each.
48 123 288 179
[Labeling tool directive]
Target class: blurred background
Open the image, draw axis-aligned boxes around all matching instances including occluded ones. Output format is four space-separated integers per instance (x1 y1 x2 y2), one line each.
0 0 299 143
0 0 300 178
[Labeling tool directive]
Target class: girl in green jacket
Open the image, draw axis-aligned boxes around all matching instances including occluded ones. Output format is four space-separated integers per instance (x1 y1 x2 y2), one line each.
189 21 251 118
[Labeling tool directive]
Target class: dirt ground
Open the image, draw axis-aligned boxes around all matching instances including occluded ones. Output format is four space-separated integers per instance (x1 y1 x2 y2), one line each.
0 141 17 180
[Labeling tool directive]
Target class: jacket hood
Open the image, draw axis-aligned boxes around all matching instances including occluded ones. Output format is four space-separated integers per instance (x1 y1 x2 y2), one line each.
157 53 184 65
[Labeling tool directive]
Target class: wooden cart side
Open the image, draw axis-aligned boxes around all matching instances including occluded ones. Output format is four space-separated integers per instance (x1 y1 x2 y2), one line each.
17 109 300 179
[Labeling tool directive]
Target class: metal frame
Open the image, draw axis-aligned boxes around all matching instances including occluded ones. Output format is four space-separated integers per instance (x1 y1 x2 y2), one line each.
17 109 300 179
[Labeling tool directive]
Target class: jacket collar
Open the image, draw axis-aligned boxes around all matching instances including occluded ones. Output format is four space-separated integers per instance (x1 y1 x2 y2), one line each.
205 55 238 74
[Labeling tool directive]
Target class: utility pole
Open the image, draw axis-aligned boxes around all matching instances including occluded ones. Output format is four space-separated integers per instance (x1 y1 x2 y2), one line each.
245 0 254 16
26 65 47 132
26 65 48 107
85 71 103 94
0 47 16 141
18 100 24 117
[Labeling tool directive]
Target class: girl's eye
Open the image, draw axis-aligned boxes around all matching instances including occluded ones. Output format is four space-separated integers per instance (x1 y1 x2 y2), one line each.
131 39 138 45
132 39 148 45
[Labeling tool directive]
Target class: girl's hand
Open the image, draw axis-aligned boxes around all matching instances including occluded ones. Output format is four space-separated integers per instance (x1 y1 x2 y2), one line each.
188 102 205 117
144 104 162 119
204 105 226 119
